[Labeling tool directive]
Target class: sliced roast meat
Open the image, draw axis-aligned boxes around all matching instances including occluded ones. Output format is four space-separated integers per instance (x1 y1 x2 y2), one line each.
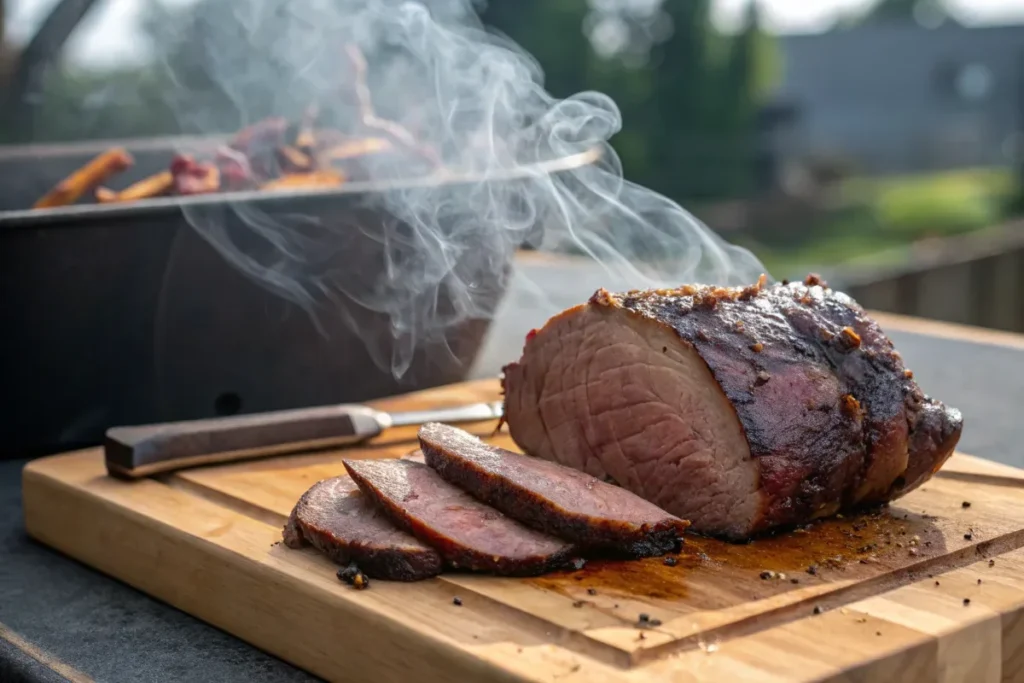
502 274 963 540
418 422 689 557
343 458 577 576
400 450 426 463
283 476 443 581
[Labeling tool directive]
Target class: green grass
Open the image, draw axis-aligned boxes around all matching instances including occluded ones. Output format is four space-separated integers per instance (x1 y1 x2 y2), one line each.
748 167 1019 277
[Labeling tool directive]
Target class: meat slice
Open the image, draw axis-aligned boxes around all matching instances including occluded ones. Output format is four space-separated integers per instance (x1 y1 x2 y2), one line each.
418 422 689 557
283 476 443 581
343 458 577 576
502 274 963 540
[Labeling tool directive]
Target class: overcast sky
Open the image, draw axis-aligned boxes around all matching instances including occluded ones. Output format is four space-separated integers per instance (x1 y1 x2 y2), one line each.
7 0 1024 68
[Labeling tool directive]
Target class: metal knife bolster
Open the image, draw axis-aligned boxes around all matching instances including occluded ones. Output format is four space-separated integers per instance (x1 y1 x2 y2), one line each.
104 401 503 479
385 401 504 428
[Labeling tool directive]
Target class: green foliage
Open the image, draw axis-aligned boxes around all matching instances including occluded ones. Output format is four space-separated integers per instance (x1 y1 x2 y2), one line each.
741 168 1017 276
481 0 591 100
751 23 782 101
872 170 1006 238
8 0 779 204
484 0 779 202
0 64 181 144
849 0 953 27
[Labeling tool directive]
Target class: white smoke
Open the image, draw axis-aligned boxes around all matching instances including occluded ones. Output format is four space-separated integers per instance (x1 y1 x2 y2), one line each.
158 0 766 377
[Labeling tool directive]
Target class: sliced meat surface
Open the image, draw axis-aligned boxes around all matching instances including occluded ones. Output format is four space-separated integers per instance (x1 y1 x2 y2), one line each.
400 450 426 463
283 476 442 581
418 422 689 557
502 274 963 540
343 458 577 576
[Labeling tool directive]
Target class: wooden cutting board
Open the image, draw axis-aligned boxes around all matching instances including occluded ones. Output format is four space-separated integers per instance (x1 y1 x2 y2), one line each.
21 379 1024 683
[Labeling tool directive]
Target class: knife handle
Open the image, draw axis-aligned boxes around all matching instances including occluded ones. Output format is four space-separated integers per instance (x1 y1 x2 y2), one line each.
104 405 384 479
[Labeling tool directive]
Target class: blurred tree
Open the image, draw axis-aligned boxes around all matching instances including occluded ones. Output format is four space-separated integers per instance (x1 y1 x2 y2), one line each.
1 0 107 140
648 0 714 199
0 0 11 85
481 0 780 202
712 0 763 198
851 0 953 27
25 66 180 143
479 0 590 99
5 0 778 205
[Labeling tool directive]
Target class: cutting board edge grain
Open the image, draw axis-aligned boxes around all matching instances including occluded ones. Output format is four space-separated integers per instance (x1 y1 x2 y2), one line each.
21 380 1024 683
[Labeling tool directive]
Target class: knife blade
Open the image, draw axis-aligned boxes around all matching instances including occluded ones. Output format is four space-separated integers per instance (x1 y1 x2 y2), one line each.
104 400 504 479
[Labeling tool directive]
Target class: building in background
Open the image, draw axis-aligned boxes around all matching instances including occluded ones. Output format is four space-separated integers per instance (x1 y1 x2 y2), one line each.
772 22 1024 175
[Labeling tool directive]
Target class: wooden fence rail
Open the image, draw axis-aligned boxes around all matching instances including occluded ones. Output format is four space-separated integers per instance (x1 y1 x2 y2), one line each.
838 221 1024 333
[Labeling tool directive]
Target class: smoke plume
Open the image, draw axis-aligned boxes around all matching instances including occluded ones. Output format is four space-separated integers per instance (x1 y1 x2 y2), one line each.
158 0 766 377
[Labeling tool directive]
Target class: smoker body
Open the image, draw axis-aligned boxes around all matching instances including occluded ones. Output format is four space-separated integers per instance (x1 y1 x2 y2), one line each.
0 138 596 457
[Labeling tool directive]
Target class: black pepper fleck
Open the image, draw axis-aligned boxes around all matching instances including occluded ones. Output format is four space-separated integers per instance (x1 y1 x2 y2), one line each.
963 598 971 606
977 579 982 585
572 601 584 608
989 559 995 567
790 578 800 584
962 501 971 508
813 606 822 615
664 556 678 567
638 613 650 623
807 565 818 576
587 588 597 596
964 533 973 541
453 597 463 606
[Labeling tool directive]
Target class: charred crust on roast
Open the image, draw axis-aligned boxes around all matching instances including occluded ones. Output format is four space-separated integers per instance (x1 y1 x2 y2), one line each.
803 273 827 288
590 288 618 307
840 394 862 419
568 273 962 535
738 274 768 301
835 327 862 352
282 513 306 549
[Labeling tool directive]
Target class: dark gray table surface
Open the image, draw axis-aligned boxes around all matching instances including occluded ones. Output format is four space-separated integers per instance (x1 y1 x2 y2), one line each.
3 267 1023 681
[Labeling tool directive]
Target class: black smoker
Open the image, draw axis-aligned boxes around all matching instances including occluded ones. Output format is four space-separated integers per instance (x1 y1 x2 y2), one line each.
0 137 597 458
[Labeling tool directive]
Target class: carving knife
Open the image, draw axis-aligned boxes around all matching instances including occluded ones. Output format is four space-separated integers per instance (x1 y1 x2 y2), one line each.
104 400 504 479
